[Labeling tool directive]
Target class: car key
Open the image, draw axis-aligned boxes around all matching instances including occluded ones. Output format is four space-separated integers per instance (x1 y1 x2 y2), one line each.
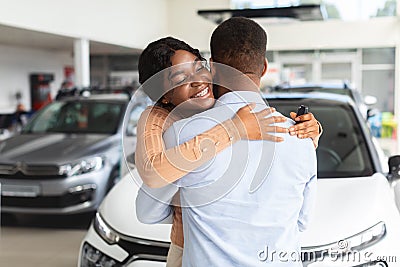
296 105 308 124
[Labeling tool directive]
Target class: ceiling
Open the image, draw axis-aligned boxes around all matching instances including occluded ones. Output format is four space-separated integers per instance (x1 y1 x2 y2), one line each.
198 4 326 24
0 24 141 55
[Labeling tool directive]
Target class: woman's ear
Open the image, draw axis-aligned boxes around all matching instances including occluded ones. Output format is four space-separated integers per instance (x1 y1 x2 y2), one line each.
261 58 268 77
161 90 172 105
161 97 169 105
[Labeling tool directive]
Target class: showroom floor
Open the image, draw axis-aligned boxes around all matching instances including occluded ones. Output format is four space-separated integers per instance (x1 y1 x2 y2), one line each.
0 214 92 267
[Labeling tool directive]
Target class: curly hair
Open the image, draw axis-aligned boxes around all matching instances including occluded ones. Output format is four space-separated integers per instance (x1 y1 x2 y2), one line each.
138 37 205 102
210 17 267 76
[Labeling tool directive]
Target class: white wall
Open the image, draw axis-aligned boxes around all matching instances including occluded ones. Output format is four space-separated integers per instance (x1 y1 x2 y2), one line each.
166 0 230 52
0 44 73 112
266 17 400 51
0 0 169 49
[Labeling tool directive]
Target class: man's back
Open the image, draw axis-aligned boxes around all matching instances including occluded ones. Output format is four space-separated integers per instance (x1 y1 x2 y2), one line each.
163 91 317 266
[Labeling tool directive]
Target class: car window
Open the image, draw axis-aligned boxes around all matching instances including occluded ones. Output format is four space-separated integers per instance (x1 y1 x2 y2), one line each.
125 104 147 136
269 101 375 178
23 101 124 134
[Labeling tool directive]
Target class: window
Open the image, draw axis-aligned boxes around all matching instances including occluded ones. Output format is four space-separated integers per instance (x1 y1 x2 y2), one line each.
269 100 375 178
24 101 124 134
231 0 397 20
361 48 395 113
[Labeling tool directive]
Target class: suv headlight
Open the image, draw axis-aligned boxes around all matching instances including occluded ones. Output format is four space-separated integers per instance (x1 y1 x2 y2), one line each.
302 221 386 259
93 212 120 245
81 242 121 267
59 157 104 176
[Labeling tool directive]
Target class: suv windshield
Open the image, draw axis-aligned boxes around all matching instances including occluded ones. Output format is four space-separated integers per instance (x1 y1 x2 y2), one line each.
268 100 375 178
23 101 124 134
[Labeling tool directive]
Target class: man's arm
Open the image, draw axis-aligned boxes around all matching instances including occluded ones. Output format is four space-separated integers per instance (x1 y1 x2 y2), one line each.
297 136 318 232
298 174 317 232
135 183 178 224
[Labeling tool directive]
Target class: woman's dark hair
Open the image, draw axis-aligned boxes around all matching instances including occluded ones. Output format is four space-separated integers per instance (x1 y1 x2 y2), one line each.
138 37 205 102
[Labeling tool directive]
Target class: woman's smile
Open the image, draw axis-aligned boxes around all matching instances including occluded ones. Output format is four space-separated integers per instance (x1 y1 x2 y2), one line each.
190 86 211 99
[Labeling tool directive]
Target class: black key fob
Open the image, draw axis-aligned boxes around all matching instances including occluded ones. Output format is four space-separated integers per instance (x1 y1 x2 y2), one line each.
296 105 308 123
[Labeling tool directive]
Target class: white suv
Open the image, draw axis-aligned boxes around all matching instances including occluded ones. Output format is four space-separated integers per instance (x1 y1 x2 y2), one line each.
79 93 400 267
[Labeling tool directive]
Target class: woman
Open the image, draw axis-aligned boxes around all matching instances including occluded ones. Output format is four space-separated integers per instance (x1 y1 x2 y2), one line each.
134 37 321 267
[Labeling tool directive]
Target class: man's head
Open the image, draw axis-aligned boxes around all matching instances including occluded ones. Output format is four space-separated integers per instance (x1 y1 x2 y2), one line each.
210 17 267 78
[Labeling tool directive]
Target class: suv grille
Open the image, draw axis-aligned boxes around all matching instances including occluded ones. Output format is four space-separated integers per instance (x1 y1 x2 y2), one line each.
0 164 64 180
2 190 94 208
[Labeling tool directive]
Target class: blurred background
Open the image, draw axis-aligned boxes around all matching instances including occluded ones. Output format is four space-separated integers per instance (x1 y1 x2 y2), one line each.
0 1 399 266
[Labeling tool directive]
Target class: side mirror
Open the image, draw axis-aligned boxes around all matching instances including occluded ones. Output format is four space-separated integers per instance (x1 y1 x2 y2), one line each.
367 108 379 119
364 95 377 106
388 156 400 181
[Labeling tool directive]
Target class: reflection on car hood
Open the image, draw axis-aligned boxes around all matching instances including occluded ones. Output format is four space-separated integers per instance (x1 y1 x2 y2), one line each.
100 170 172 242
300 173 397 247
0 133 117 164
100 172 399 247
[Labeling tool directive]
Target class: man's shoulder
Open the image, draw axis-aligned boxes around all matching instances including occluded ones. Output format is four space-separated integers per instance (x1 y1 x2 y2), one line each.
170 105 233 130
272 111 294 127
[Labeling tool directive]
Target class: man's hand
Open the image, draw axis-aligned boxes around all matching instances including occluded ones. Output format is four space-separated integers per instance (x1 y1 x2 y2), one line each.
288 112 320 139
232 103 288 142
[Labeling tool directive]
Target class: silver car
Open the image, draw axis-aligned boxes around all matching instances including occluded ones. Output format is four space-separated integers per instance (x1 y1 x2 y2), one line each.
0 91 150 215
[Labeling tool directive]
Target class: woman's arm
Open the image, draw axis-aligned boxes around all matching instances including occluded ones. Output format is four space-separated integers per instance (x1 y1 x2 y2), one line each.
135 105 286 188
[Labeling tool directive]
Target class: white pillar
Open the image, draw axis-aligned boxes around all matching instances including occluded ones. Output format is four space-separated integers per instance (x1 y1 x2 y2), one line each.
395 0 400 154
395 44 400 154
74 38 90 88
398 0 400 17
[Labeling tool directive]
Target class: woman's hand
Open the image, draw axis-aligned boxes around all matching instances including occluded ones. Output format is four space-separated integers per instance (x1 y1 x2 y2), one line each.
288 112 320 139
231 103 288 142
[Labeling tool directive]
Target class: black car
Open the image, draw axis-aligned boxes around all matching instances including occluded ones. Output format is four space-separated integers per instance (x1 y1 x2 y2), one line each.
268 83 378 119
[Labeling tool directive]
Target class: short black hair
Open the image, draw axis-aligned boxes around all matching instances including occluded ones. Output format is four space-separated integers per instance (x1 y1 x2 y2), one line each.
138 37 204 102
210 17 267 76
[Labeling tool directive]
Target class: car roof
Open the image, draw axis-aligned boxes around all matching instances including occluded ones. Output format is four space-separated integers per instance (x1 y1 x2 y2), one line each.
263 92 357 107
273 82 354 91
60 93 130 103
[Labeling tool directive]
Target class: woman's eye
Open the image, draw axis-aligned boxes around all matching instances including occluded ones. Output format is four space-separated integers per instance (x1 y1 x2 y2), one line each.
196 65 205 72
171 75 187 85
196 62 207 72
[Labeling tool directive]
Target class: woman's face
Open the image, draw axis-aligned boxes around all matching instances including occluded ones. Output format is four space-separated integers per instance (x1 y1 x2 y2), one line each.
163 50 214 112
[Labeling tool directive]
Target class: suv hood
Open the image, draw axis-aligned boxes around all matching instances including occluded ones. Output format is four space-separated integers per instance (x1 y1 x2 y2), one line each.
0 133 117 164
300 173 399 246
100 172 399 246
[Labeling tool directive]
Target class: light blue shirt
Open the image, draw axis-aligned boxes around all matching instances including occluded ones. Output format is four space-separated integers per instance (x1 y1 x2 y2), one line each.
136 91 317 267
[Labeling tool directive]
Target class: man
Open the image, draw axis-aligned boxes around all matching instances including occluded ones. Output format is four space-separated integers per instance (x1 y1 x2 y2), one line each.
137 17 317 266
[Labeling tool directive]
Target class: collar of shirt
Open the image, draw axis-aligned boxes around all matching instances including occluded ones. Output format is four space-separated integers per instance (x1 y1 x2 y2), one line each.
215 91 266 107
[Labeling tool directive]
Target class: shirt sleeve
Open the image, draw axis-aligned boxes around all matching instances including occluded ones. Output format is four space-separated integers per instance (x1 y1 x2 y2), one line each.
135 106 240 188
135 184 177 224
297 147 318 232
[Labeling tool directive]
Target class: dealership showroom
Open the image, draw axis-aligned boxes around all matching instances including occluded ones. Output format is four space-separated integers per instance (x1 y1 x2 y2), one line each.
2 0 400 266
